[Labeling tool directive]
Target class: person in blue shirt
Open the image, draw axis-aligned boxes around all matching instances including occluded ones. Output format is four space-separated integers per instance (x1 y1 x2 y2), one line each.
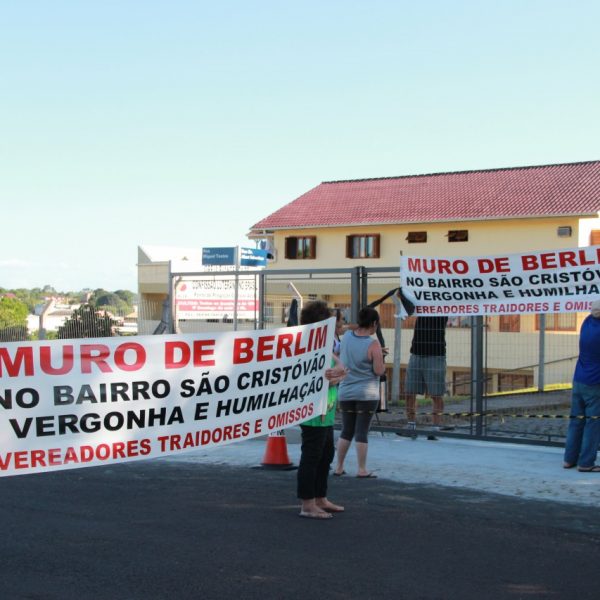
563 299 600 472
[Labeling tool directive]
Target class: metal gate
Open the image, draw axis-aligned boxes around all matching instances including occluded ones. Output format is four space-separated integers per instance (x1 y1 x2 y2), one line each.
161 264 572 446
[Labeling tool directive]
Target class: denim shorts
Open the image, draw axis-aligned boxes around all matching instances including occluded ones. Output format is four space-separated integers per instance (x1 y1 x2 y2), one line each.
405 354 447 396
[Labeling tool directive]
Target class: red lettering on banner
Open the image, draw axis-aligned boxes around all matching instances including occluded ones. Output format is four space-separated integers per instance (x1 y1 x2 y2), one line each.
2 343 152 378
276 333 294 358
521 255 539 270
233 338 254 364
477 257 510 273
0 439 153 472
0 347 34 377
80 344 112 374
257 336 275 361
521 249 600 271
113 343 146 372
192 340 215 367
164 341 190 368
407 258 469 274
233 325 328 364
294 331 307 356
40 346 74 375
164 340 216 368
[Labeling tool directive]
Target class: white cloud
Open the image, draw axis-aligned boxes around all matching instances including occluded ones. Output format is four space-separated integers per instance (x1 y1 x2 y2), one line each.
0 258 34 268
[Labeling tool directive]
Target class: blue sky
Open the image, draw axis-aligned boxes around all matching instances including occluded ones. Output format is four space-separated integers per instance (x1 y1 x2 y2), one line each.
1 0 599 292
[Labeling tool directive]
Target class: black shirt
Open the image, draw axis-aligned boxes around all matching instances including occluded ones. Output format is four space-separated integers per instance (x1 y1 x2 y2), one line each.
410 317 448 356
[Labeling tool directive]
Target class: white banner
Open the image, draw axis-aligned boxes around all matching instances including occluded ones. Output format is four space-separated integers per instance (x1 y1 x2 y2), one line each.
175 275 258 320
400 245 600 316
0 319 334 476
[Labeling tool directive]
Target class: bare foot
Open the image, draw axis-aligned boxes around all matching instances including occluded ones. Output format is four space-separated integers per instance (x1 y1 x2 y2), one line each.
316 499 345 513
299 508 333 519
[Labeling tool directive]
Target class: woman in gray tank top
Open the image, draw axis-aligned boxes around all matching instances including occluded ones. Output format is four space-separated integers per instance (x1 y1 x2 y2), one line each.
334 307 385 478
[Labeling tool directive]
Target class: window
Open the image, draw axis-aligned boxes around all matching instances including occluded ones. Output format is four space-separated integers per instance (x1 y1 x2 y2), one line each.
452 370 493 395
557 226 572 237
406 231 427 244
285 236 316 259
346 234 380 258
498 372 533 392
448 230 468 242
535 313 576 332
378 303 395 328
499 314 520 332
402 315 417 329
591 230 600 245
448 316 472 328
452 371 473 396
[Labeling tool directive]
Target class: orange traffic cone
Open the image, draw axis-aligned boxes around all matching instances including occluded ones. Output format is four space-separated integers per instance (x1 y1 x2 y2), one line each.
259 430 296 470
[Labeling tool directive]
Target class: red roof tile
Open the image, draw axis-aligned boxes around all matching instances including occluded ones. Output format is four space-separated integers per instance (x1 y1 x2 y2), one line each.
250 161 600 231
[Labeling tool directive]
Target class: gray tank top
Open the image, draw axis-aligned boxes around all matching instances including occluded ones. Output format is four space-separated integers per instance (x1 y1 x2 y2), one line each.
338 330 380 401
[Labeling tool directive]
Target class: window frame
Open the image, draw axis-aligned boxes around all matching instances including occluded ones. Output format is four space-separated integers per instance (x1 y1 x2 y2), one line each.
535 313 576 332
499 314 521 332
448 230 469 242
406 231 428 244
345 234 381 259
284 236 317 260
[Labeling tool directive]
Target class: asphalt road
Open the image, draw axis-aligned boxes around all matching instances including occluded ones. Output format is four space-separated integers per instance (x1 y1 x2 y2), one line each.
1 460 599 600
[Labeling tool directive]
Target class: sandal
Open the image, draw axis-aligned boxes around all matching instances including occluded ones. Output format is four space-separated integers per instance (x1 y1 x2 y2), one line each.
563 463 576 469
577 465 600 472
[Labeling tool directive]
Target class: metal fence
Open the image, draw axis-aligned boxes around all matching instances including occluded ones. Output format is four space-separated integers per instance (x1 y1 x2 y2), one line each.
2 266 577 446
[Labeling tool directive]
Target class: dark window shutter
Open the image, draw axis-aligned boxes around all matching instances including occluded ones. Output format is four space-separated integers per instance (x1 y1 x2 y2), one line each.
373 234 381 258
285 237 297 259
346 236 353 258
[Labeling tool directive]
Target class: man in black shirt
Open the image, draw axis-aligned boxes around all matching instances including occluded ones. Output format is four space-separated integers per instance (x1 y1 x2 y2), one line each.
405 316 449 432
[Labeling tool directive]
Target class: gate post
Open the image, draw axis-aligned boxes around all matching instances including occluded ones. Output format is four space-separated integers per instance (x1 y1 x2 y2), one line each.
391 294 403 406
351 267 361 323
538 313 546 392
471 315 484 436
360 266 368 308
258 271 265 330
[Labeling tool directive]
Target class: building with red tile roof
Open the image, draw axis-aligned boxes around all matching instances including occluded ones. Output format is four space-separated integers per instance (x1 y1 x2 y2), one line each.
248 160 600 267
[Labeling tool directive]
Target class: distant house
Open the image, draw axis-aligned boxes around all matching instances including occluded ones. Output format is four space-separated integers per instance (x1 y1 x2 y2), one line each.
27 298 81 334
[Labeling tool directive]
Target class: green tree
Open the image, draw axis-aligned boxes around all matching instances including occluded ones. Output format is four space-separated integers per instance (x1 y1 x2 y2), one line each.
90 288 135 317
57 304 116 339
0 297 29 341
115 289 136 306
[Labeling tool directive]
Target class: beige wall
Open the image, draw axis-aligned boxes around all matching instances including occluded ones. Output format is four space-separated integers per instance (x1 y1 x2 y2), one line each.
259 216 600 391
268 216 600 270
138 262 170 295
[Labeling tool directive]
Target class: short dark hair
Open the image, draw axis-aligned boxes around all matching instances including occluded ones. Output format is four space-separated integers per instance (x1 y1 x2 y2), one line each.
300 300 331 325
357 306 379 328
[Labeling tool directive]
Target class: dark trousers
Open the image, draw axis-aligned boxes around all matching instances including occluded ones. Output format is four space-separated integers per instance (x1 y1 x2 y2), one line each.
297 425 334 500
339 400 379 443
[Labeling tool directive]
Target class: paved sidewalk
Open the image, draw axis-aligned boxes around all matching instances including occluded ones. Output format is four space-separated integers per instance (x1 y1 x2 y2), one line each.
169 425 600 508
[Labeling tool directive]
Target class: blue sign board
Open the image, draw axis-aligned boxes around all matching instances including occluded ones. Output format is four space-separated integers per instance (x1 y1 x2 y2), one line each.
240 247 268 267
202 247 235 266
